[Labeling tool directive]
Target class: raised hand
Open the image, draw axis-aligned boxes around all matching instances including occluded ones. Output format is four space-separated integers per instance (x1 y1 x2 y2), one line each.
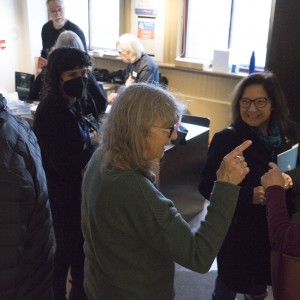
216 140 252 185
261 162 285 190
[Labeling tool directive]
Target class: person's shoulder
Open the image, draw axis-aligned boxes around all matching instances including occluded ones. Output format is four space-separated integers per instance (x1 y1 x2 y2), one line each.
42 20 52 31
0 112 33 152
115 170 171 206
143 53 156 64
110 169 156 196
209 126 243 152
87 70 98 84
0 110 29 131
35 97 51 113
64 19 83 32
287 119 300 130
117 169 148 185
35 96 64 121
212 126 238 141
284 119 300 142
139 54 159 71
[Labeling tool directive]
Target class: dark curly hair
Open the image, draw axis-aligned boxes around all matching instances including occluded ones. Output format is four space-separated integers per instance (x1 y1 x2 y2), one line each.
44 47 92 102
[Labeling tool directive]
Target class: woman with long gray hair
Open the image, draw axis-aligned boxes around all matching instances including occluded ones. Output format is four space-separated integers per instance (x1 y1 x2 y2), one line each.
81 83 252 300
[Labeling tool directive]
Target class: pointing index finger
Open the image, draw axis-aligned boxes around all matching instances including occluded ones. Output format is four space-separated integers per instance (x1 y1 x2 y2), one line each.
225 140 252 159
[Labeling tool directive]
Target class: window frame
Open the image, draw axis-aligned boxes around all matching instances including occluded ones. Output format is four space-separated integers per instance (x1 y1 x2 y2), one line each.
181 0 274 72
63 0 125 51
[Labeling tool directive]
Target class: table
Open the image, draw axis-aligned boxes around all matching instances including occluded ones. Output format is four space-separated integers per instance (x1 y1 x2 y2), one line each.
99 82 120 95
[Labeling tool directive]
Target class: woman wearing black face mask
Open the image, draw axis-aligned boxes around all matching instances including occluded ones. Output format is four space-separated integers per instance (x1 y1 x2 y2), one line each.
34 48 99 300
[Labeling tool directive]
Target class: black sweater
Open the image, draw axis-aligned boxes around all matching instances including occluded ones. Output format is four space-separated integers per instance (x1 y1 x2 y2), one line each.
41 19 87 58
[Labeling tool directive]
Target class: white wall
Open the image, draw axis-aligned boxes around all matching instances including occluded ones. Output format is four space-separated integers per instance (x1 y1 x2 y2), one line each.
0 0 47 94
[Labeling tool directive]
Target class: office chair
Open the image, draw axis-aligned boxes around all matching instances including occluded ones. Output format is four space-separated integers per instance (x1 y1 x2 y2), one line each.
181 114 210 145
181 114 210 128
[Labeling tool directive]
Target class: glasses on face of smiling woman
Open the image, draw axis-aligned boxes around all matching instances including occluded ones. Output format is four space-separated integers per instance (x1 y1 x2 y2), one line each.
239 97 270 108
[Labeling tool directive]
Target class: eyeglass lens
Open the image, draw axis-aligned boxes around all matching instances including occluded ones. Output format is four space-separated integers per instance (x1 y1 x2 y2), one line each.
239 98 268 108
50 8 63 14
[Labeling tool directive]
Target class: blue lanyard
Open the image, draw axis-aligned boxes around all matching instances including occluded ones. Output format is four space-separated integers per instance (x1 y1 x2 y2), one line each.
69 106 91 147
78 121 91 147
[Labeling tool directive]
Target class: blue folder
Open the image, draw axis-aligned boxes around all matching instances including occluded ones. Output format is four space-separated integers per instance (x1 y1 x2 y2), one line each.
277 143 299 172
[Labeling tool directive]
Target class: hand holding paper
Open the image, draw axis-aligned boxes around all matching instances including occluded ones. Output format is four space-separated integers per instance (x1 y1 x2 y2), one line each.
277 143 299 172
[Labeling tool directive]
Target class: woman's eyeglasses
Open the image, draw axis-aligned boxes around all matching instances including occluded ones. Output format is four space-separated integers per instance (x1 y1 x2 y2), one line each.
239 97 269 108
154 125 176 138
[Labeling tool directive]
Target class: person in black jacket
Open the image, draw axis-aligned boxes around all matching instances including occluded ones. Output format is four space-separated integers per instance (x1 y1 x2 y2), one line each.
199 71 300 300
0 94 54 300
108 33 159 103
31 30 108 114
34 48 98 300
41 0 87 59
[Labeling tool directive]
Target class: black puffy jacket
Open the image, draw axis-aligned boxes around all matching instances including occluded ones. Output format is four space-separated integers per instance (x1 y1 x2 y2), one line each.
0 95 54 299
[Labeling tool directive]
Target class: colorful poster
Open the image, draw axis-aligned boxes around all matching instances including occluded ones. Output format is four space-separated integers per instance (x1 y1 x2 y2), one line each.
137 20 155 40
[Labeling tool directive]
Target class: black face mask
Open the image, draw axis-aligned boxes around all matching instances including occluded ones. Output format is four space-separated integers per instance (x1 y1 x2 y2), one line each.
63 76 88 98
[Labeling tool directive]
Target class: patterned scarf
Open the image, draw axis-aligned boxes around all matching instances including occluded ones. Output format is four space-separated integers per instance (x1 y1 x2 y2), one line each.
251 120 281 151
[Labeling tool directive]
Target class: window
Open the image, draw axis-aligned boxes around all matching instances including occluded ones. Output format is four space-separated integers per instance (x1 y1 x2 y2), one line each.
184 0 273 69
89 0 120 50
62 0 122 50
63 0 89 43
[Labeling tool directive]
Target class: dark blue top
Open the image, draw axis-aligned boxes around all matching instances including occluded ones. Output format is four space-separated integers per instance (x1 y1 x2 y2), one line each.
126 53 159 84
41 19 87 58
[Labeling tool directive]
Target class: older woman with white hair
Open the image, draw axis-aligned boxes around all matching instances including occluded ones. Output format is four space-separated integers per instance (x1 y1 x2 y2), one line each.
108 33 160 103
55 30 85 50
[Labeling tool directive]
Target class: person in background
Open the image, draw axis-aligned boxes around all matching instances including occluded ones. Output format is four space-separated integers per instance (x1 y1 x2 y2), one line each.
0 93 54 299
81 82 252 300
199 71 300 300
261 162 300 256
56 31 107 114
41 0 87 59
34 48 99 300
31 30 108 115
108 33 159 103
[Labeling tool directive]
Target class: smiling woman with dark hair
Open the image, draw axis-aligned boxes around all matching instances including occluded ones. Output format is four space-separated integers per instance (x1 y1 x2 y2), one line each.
199 71 300 300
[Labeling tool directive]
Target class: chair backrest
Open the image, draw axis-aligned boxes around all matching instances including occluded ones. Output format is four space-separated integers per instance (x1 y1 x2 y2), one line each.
181 114 210 128
271 250 300 300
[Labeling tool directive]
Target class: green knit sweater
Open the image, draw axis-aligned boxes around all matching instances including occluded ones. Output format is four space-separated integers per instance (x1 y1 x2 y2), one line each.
81 151 240 300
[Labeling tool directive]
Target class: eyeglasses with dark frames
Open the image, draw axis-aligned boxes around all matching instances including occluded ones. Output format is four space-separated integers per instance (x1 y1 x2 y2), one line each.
239 97 269 108
154 125 176 138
